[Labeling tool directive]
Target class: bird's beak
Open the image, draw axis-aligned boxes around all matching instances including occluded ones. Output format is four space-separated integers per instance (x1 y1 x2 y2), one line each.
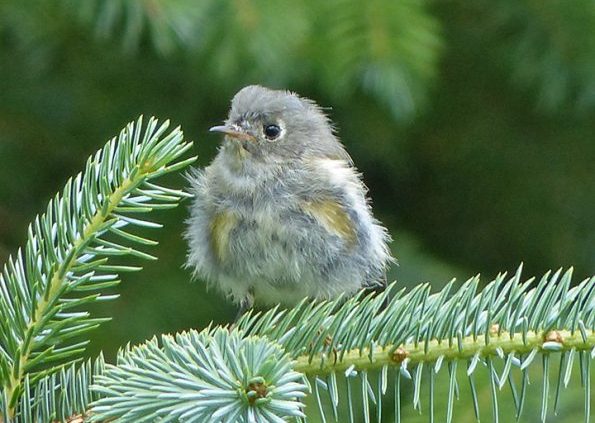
209 124 256 142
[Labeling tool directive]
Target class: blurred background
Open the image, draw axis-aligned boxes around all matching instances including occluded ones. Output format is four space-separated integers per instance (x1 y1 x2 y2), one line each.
1 1 594 421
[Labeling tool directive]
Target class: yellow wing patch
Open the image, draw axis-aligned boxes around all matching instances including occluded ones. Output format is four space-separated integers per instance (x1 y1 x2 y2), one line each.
210 211 238 262
302 200 357 247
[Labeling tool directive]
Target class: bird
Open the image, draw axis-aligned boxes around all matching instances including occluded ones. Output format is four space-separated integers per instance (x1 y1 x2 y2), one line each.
185 85 393 313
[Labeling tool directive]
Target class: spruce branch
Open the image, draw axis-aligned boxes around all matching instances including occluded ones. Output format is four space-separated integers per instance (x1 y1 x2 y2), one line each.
0 116 195 419
60 0 210 54
90 329 307 422
235 266 595 422
1 356 105 423
55 0 442 121
85 266 594 422
483 0 595 112
313 0 442 120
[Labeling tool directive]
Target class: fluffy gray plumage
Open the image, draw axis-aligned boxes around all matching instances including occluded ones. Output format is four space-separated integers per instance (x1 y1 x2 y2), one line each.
185 85 393 306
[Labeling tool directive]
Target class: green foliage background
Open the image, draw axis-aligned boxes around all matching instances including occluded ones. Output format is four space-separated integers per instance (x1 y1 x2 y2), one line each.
0 1 593 421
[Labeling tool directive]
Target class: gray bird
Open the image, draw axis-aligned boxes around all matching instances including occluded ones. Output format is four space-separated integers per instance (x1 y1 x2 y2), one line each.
185 85 393 311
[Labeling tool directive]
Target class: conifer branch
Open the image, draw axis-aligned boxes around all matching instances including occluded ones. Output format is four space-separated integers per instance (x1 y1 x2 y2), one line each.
0 116 195 420
66 266 594 422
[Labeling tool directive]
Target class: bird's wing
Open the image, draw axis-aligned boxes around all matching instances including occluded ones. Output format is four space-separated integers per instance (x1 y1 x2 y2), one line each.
301 199 357 246
209 210 238 263
299 157 367 246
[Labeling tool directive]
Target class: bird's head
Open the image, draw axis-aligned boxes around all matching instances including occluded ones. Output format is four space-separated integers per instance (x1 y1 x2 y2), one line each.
210 85 348 165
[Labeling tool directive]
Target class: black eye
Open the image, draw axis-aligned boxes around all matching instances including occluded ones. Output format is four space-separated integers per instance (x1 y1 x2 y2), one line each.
264 124 281 140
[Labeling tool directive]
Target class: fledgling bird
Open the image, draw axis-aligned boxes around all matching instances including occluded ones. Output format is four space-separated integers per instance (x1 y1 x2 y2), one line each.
185 85 393 310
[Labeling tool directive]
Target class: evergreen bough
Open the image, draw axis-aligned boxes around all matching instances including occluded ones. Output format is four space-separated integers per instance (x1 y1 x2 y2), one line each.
0 118 593 422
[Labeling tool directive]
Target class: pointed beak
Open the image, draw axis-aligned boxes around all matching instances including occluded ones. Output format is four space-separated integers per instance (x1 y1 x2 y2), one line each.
209 124 256 142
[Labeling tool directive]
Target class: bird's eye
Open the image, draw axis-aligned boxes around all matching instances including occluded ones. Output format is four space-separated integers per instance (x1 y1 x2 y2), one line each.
263 124 281 140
